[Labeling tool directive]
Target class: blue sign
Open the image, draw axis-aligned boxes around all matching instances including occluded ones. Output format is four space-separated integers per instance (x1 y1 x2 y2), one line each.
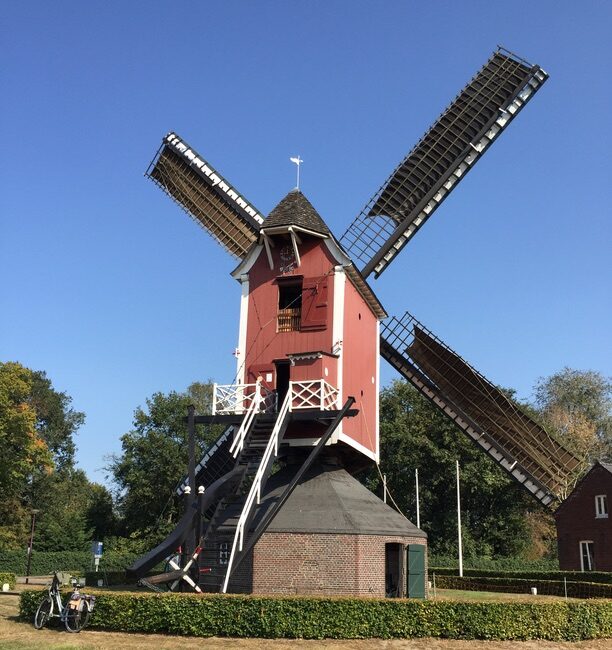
92 541 103 558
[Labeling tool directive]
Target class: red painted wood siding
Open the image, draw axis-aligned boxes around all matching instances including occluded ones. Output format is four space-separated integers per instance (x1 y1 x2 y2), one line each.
241 235 379 460
244 237 335 388
341 278 378 457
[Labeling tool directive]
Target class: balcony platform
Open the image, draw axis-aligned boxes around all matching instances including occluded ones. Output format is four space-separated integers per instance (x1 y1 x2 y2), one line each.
187 408 358 426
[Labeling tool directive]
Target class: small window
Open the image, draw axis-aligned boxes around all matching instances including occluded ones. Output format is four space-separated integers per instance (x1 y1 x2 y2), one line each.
595 494 608 518
219 542 230 566
277 279 302 332
580 540 595 571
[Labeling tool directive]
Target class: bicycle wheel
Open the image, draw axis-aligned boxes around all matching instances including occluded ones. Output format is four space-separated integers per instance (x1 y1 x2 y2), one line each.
80 599 92 629
64 600 89 633
33 598 52 629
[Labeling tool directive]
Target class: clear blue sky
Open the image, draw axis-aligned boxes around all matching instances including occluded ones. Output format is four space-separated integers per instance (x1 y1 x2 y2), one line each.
1 1 610 486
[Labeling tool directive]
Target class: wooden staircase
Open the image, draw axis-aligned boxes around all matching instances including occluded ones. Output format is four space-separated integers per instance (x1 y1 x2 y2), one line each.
196 415 278 592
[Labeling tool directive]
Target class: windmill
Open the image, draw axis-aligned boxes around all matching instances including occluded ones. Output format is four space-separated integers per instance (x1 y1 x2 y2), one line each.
130 48 581 596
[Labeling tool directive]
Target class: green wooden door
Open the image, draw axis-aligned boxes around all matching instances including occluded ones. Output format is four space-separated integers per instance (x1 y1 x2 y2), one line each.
407 544 426 599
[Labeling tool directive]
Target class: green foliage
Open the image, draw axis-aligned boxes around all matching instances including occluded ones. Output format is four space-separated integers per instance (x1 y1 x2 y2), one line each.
108 381 223 544
83 570 160 586
0 572 16 589
535 367 612 464
0 361 87 550
0 362 53 547
429 555 559 571
372 379 535 558
18 590 612 640
84 570 128 586
436 575 612 598
432 567 612 584
0 549 139 574
85 483 117 540
29 369 84 470
33 468 93 552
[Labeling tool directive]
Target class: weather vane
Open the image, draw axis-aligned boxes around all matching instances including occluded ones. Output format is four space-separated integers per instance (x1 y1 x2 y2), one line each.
290 155 303 190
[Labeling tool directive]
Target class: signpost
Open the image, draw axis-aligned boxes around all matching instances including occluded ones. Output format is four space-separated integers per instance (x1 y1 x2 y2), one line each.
92 541 103 572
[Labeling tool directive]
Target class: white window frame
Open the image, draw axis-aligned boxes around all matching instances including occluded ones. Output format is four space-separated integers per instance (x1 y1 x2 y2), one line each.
595 494 608 518
579 540 595 572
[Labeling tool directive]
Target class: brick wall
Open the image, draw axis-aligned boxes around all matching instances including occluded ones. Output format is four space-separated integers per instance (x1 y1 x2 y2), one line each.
248 532 426 597
555 465 612 571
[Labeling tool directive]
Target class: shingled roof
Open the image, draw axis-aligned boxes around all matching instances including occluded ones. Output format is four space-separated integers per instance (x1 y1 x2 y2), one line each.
249 463 425 537
261 189 331 237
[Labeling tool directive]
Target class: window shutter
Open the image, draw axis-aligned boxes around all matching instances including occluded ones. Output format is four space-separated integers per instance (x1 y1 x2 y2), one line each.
300 278 328 330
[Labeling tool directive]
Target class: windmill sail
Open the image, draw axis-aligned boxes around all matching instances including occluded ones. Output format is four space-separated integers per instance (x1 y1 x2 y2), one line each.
340 48 548 279
381 312 582 508
147 133 264 258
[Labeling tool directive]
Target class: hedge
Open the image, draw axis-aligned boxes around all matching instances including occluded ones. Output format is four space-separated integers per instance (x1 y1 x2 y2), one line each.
83 570 158 586
18 590 612 640
428 555 559 571
0 573 16 590
432 567 612 585
436 575 612 599
0 550 139 575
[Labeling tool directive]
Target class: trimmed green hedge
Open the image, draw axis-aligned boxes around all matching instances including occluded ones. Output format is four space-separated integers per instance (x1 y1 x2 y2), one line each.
429 555 559 571
436 575 612 599
0 550 138 575
0 573 16 590
18 590 612 640
432 567 612 585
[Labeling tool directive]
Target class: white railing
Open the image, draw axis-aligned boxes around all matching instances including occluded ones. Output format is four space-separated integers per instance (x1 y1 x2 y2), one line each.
221 390 292 594
213 382 276 415
213 379 339 419
228 383 262 457
290 379 339 411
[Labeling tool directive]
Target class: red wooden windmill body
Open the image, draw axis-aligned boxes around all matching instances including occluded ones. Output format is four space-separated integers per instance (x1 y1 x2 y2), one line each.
231 190 384 466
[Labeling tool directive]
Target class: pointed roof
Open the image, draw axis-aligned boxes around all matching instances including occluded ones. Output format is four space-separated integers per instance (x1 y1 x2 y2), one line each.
554 461 612 517
250 463 426 537
261 189 331 237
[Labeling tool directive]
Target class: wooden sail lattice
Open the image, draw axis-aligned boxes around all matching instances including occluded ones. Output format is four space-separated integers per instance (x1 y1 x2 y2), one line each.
381 312 583 505
147 136 262 258
340 48 548 278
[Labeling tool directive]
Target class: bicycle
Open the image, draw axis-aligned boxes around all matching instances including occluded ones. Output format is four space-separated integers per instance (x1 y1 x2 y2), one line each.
33 571 96 633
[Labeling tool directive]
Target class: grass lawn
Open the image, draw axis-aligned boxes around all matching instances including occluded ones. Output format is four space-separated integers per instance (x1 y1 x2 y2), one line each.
433 588 585 603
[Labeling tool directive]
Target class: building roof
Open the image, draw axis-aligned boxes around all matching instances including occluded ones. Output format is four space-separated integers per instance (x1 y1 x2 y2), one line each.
250 462 426 538
554 460 612 517
260 189 331 237
600 462 612 475
233 189 387 319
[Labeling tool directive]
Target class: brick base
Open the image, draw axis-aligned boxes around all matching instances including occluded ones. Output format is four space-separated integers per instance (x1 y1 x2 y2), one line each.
228 532 426 597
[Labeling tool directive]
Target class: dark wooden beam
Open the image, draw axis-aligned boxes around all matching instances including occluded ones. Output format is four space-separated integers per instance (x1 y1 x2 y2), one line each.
184 408 358 425
230 397 356 574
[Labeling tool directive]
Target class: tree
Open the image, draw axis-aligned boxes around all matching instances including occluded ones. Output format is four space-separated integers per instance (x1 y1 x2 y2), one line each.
371 379 536 559
534 368 612 463
0 363 52 497
108 381 222 544
0 362 53 547
30 370 84 470
0 361 88 550
85 483 117 541
34 468 93 552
